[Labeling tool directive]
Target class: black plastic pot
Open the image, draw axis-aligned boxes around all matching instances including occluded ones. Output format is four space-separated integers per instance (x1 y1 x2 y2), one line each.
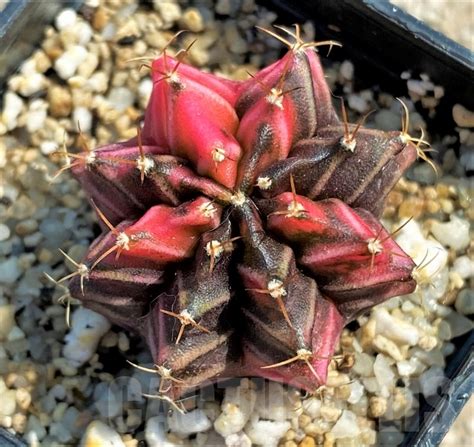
0 1 472 446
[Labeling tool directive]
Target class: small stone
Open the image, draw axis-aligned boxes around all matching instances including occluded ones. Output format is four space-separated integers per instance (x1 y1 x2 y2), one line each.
445 310 474 338
7 326 25 341
373 354 395 391
16 388 32 411
396 360 417 377
453 256 474 279
1 91 23 130
48 85 73 118
181 8 205 33
216 0 233 15
299 436 316 447
0 258 21 285
225 24 248 54
419 366 445 397
352 352 374 377
226 431 252 447
154 1 182 24
26 99 48 133
373 308 419 346
12 413 27 434
330 410 360 439
63 308 111 367
107 87 135 112
302 397 321 418
244 418 291 447
80 421 125 447
369 396 387 418
0 224 10 241
168 409 212 436
339 60 354 81
73 107 93 133
431 216 470 251
373 334 404 361
452 104 474 128
215 379 256 436
320 406 341 422
55 9 77 31
347 380 364 405
54 45 89 80
0 390 16 416
455 289 474 315
254 381 292 421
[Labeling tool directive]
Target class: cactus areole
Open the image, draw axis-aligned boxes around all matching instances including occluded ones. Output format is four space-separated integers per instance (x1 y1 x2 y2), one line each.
61 27 420 405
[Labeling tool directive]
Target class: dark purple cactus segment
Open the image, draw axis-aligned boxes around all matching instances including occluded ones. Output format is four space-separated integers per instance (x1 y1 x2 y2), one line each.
60 26 422 402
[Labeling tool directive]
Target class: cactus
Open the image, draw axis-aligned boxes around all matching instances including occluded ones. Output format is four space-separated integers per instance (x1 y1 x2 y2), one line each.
54 27 423 407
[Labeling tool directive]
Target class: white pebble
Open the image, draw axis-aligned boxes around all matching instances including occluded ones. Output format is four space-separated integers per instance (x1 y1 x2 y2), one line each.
431 216 470 251
154 1 182 23
339 60 354 81
244 418 290 447
73 107 93 133
348 94 368 113
373 354 395 392
54 45 89 80
396 219 448 284
419 366 445 397
214 380 256 437
55 9 77 31
0 224 10 242
7 325 25 341
452 256 474 279
347 380 365 404
80 421 125 447
302 396 321 418
63 308 111 367
373 307 420 346
167 409 212 436
0 257 21 285
107 87 135 112
253 381 292 421
0 390 17 416
330 410 360 439
26 99 48 133
1 91 23 130
445 310 474 338
455 289 474 315
396 360 417 377
352 352 374 377
226 432 252 447
146 416 181 447
40 141 59 156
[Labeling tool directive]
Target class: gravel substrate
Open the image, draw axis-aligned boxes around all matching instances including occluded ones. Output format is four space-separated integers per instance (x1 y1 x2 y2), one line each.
0 1 472 446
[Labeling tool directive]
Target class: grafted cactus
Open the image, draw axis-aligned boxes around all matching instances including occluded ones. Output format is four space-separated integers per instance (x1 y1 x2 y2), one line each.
54 27 423 408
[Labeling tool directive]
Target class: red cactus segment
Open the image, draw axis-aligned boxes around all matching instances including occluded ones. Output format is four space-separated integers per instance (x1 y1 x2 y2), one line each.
91 197 221 268
235 94 295 191
141 220 235 398
351 140 418 216
235 201 343 390
265 195 416 319
142 55 242 189
70 140 168 225
243 295 344 391
68 221 165 329
256 128 416 216
303 48 340 129
150 55 239 106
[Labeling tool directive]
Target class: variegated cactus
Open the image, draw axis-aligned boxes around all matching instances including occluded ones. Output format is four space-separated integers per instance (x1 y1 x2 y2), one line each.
53 27 427 409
